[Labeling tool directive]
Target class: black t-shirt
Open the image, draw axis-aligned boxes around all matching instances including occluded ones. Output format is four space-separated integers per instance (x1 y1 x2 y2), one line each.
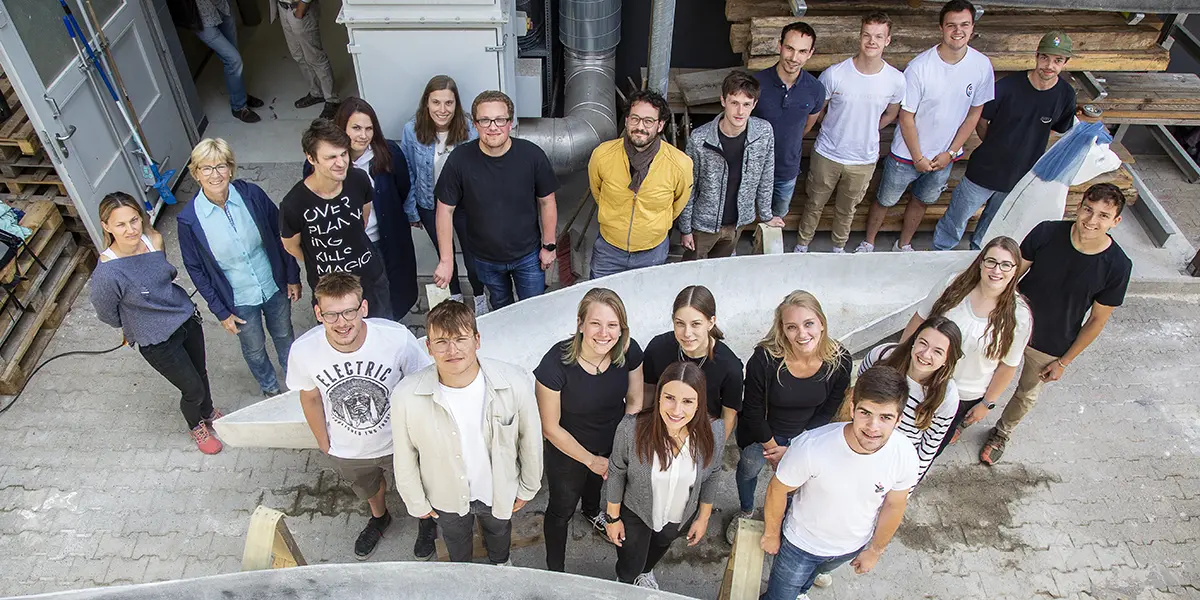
966 74 1076 193
641 332 744 420
434 138 560 263
534 338 643 456
1019 220 1132 357
280 168 383 291
737 345 853 448
719 128 748 227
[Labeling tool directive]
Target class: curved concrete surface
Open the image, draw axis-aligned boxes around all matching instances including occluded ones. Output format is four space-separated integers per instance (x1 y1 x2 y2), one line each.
7 562 692 599
213 251 974 448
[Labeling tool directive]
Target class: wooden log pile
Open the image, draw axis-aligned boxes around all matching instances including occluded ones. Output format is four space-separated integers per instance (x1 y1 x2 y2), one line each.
1071 72 1200 125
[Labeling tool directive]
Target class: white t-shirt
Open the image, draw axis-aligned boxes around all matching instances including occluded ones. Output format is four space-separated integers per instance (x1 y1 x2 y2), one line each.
352 148 380 243
650 438 698 532
916 272 1033 399
440 370 493 505
890 45 995 161
815 58 906 165
778 422 919 556
433 132 452 187
286 318 433 459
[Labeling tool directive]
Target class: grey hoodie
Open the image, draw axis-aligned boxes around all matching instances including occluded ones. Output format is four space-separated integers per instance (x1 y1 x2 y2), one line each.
678 115 775 234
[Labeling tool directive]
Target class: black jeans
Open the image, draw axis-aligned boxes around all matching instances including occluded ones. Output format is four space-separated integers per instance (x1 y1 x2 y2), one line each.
138 314 214 430
933 396 984 460
435 500 512 564
615 506 691 583
417 205 481 297
543 442 605 572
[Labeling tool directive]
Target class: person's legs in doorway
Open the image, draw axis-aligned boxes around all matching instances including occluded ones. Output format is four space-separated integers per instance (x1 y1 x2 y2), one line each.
281 1 338 117
194 16 259 121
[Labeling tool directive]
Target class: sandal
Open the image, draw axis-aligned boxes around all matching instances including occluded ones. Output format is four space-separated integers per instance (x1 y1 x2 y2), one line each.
979 428 1006 466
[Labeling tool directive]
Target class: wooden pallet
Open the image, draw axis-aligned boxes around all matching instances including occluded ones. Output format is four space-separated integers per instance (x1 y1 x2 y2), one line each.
0 164 65 196
0 76 40 156
1072 72 1200 125
0 201 64 286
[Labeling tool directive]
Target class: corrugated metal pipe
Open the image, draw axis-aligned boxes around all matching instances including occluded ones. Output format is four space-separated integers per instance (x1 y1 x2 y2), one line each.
517 0 620 174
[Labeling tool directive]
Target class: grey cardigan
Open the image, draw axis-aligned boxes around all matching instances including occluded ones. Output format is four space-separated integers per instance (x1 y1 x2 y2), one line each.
678 115 775 234
606 414 725 527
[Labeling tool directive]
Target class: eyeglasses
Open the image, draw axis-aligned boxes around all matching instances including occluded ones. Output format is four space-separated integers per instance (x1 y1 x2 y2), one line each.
198 164 230 176
429 335 474 354
627 115 659 127
475 117 512 128
319 306 362 323
981 257 1017 272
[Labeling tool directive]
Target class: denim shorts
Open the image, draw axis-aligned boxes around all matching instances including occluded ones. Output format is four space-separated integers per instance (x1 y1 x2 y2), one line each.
875 155 953 207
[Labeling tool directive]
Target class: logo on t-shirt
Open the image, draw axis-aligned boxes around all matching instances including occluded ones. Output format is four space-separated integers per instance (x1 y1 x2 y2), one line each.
1040 116 1053 124
965 83 975 98
318 361 394 437
874 482 885 494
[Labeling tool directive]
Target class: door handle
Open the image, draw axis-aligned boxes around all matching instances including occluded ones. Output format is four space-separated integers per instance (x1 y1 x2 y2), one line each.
54 125 77 159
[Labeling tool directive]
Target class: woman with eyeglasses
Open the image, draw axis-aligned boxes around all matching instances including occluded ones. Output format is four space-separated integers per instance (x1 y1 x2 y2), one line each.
898 236 1032 459
178 138 301 398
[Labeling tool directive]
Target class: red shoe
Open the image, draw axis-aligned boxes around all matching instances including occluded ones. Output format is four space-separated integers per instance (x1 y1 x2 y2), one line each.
191 423 224 454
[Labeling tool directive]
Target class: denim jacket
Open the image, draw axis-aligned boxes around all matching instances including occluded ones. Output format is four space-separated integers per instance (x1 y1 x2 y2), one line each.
400 118 478 212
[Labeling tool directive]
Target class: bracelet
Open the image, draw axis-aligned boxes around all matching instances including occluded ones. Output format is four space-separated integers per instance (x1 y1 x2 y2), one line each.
1056 360 1068 369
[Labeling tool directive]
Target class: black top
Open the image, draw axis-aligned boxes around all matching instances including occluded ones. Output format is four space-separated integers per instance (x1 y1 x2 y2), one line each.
434 138 560 263
280 168 384 292
737 345 853 448
534 337 644 456
966 74 1076 193
641 332 745 420
1019 220 1132 357
719 127 748 227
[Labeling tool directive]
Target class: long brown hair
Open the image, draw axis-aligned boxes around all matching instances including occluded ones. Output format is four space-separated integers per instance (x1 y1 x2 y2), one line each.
635 361 716 470
882 316 962 430
758 290 843 377
414 75 471 147
929 236 1025 361
334 97 392 175
98 192 151 248
672 285 724 359
562 288 632 367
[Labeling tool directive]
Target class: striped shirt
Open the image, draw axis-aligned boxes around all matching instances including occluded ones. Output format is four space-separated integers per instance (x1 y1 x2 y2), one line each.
858 344 959 485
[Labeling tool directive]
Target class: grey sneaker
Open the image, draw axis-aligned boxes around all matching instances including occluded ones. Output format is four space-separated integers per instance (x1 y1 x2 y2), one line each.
854 241 874 253
725 511 753 544
474 294 490 316
831 247 846 254
633 571 660 589
793 244 809 253
450 293 464 303
813 572 833 588
892 240 915 252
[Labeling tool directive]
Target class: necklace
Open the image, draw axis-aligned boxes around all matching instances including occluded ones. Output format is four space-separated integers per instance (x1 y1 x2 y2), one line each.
678 346 708 369
578 353 608 374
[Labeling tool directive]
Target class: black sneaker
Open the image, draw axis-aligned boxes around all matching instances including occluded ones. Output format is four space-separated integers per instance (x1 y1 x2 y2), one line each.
413 516 437 560
246 95 265 108
232 107 261 123
354 511 391 560
294 93 324 109
320 101 340 119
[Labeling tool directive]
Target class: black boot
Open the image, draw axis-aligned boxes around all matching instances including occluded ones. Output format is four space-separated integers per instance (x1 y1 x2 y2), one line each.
413 516 437 560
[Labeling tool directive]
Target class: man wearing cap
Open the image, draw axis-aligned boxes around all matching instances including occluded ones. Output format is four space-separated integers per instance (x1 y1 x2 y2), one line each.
932 31 1078 250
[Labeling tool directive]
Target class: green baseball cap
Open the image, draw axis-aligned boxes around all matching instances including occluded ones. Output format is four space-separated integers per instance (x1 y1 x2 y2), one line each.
1038 31 1073 57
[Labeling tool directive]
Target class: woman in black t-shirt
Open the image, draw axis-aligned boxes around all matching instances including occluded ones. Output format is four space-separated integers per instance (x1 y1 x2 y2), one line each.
535 288 644 573
642 285 743 441
728 290 851 543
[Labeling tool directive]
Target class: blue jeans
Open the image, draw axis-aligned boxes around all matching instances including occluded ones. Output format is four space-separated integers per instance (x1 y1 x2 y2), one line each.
761 537 864 599
472 250 545 310
772 176 798 220
875 155 953 207
233 291 294 394
932 175 1008 251
735 435 791 513
194 13 248 111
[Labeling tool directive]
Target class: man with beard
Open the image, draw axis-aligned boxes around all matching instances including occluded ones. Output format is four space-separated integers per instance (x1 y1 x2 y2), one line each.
759 366 918 599
433 91 559 309
932 31 1077 251
287 273 433 560
586 89 693 279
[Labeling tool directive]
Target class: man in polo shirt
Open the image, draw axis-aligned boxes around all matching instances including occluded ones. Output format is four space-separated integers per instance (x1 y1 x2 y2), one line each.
753 21 826 228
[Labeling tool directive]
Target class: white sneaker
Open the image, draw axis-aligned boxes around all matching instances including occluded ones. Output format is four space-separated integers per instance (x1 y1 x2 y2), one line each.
474 294 490 316
633 571 660 590
494 559 512 567
830 247 845 254
450 293 464 303
813 572 833 588
854 241 874 253
892 240 915 252
793 244 809 253
796 594 811 600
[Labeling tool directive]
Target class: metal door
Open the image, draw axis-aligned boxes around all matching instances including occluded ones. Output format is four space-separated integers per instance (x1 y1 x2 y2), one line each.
0 0 191 247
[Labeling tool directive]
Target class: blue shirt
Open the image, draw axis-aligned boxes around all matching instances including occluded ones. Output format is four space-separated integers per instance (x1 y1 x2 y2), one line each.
753 66 825 181
195 186 279 307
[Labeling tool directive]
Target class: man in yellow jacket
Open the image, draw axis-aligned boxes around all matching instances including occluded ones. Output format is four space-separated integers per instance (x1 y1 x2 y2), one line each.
587 89 693 280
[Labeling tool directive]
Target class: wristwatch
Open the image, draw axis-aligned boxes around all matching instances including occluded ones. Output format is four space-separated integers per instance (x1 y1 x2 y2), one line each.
985 402 997 410
541 243 557 252
602 512 621 525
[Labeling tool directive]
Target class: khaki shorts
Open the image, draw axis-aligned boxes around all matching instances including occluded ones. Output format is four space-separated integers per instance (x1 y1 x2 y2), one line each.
326 454 393 501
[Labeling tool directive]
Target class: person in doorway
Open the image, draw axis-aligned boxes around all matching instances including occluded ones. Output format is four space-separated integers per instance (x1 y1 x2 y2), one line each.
795 12 905 254
177 138 301 397
978 184 1132 464
899 237 1032 459
391 300 543 565
679 71 779 260
728 290 852 544
272 0 339 119
603 362 722 590
641 285 742 440
287 273 432 560
166 0 263 123
860 0 994 253
932 31 1078 251
91 193 224 454
434 91 559 309
752 21 825 225
281 119 392 319
587 89 693 278
759 366 918 600
535 288 644 572
300 98 419 317
400 76 486 314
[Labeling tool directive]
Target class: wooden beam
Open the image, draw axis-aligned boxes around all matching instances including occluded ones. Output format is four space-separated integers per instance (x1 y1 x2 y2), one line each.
242 506 307 571
718 518 766 600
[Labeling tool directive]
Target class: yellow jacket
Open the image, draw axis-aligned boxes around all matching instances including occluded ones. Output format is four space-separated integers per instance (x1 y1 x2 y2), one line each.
587 138 693 252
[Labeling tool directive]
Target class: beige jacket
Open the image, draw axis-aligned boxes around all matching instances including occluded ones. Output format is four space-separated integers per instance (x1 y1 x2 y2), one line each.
390 358 543 519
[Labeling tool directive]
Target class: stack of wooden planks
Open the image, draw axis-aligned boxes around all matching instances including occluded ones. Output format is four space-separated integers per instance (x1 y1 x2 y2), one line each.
1071 72 1200 125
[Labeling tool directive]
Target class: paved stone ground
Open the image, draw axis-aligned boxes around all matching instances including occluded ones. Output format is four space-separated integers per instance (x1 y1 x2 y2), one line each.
0 162 1198 599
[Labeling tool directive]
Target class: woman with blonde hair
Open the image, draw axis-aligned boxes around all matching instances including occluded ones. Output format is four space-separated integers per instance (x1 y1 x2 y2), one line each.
92 192 223 454
178 138 301 397
535 288 645 572
729 290 852 543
